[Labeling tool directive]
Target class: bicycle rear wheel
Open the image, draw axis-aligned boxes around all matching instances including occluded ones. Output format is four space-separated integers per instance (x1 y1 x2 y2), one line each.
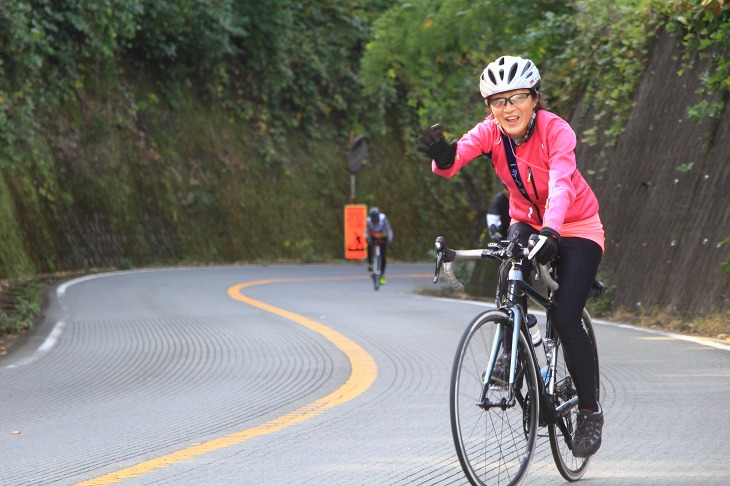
450 310 539 486
548 308 600 481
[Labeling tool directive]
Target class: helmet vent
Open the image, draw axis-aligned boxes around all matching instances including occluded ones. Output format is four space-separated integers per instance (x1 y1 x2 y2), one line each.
521 61 534 76
508 63 518 83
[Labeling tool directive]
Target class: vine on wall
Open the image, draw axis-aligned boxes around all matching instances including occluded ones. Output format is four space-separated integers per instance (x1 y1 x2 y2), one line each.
667 1 729 132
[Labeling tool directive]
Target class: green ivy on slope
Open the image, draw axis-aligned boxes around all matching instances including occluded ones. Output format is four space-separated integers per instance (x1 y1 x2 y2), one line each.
0 0 393 278
667 1 730 128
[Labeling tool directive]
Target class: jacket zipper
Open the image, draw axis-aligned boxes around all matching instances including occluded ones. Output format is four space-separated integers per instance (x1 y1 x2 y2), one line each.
525 167 542 223
527 167 540 201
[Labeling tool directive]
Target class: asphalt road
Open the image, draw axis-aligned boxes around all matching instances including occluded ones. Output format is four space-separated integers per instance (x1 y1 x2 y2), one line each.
1 263 729 485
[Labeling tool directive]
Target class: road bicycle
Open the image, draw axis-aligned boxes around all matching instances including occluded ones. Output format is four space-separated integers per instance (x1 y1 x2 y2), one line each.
433 234 600 485
370 237 386 291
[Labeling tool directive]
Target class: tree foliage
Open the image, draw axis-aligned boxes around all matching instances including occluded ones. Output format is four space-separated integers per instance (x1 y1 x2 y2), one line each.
0 0 728 294
0 0 395 278
668 0 730 127
359 0 576 139
0 0 387 166
359 0 729 160
358 0 582 258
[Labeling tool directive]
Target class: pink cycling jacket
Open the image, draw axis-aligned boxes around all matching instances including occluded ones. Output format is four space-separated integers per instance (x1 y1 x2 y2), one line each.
432 110 599 235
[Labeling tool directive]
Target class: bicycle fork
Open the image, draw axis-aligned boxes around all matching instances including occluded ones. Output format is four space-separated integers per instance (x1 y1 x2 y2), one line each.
478 310 523 410
478 263 529 410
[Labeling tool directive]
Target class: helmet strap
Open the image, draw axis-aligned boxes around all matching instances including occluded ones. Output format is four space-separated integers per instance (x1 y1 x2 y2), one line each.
496 111 537 146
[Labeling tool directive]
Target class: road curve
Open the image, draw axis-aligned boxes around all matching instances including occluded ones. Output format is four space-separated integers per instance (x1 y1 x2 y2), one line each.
1 263 729 485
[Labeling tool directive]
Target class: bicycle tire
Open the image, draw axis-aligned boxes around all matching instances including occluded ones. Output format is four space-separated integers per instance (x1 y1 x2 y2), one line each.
450 310 540 486
548 308 600 481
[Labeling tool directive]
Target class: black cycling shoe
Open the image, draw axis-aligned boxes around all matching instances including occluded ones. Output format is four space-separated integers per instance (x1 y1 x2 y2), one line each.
572 404 604 457
488 353 522 385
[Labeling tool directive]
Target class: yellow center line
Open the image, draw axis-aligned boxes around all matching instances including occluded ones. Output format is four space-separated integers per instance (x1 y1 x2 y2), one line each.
78 272 428 485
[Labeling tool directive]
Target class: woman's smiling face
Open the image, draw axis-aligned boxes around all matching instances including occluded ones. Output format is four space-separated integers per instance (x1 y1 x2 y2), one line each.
487 89 538 140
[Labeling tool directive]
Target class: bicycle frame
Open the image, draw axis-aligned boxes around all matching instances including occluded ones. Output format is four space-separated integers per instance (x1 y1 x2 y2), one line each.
476 253 567 428
371 239 384 290
493 282 582 462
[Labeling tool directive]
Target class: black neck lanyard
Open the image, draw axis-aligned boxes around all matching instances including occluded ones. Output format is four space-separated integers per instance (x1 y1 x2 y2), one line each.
502 133 542 224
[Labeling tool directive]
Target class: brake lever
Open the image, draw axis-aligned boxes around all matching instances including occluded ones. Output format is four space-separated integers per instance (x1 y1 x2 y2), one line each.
504 231 521 258
434 236 446 284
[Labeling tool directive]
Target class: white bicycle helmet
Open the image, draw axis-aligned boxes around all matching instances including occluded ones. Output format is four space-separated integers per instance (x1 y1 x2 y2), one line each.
369 207 380 223
479 56 541 98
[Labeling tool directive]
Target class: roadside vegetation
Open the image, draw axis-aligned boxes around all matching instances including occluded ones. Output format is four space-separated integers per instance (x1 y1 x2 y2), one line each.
0 277 42 356
1 0 728 349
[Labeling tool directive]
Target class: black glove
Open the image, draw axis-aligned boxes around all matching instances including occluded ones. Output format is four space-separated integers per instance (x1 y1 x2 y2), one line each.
531 227 560 265
417 123 456 170
488 224 502 241
590 278 607 298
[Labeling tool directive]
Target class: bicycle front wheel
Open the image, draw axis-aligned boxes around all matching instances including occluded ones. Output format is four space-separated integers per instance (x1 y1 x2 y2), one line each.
450 310 540 486
548 308 600 481
372 250 381 291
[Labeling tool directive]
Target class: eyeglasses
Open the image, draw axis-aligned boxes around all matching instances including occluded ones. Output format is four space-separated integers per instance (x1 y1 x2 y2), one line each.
486 92 532 109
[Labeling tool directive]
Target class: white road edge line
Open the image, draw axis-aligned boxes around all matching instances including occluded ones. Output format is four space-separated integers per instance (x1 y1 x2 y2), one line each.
419 294 730 352
4 268 182 369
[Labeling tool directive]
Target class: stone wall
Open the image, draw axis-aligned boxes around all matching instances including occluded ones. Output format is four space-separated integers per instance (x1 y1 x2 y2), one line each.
573 29 730 316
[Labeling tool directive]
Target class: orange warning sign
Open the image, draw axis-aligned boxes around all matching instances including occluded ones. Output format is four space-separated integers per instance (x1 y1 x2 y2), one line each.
344 204 367 260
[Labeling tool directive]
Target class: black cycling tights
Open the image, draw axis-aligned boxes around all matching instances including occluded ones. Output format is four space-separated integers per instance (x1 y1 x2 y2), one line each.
508 223 602 412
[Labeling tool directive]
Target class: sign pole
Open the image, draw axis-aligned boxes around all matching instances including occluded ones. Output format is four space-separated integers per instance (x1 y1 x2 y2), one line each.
345 134 368 260
349 174 356 204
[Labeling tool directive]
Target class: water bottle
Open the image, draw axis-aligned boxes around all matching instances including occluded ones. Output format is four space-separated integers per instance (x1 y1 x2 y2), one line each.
527 314 547 373
527 314 542 346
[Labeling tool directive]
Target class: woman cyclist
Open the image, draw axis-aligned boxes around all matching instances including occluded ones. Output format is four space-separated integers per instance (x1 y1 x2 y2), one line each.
418 55 604 458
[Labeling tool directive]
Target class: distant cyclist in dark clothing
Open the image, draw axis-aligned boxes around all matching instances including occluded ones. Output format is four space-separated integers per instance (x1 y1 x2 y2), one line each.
486 184 510 241
366 207 393 286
